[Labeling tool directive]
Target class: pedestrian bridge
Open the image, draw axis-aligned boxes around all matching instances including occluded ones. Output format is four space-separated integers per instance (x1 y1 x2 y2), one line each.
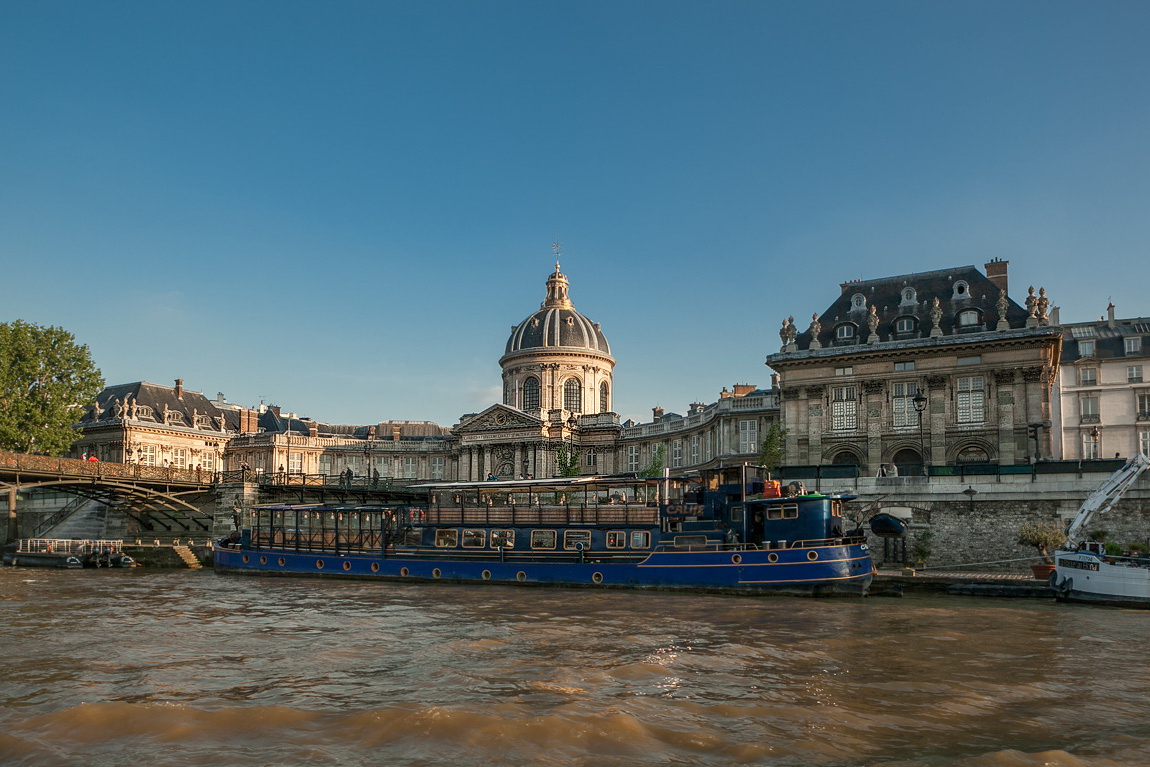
1 451 217 535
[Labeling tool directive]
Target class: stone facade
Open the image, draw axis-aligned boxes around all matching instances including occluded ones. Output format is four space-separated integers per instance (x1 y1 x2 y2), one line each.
1051 304 1150 460
765 261 1063 475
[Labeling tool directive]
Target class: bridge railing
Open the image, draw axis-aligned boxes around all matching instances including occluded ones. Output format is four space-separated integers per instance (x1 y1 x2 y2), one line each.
0 451 215 485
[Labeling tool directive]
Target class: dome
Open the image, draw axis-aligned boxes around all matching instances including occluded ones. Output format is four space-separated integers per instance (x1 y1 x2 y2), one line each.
503 266 612 357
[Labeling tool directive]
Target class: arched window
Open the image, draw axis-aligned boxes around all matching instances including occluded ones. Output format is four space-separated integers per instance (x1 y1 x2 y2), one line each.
956 446 989 464
831 451 861 466
952 280 970 299
522 377 540 411
892 448 923 476
599 382 609 413
836 323 856 342
564 378 582 413
851 293 866 310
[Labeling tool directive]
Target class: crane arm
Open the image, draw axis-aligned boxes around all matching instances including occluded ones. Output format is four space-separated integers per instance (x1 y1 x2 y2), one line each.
1065 453 1150 545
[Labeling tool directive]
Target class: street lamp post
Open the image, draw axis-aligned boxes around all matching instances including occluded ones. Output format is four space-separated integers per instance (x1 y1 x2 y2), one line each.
913 390 929 476
962 485 979 512
1089 426 1100 460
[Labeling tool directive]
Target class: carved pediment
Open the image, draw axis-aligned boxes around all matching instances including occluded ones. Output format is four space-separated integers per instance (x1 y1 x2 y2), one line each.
455 404 543 434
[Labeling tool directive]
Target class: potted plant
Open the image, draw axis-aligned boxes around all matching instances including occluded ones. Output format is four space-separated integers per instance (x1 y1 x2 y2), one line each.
1018 521 1066 580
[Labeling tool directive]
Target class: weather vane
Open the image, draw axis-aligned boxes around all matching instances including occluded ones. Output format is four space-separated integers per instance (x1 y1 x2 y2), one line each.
552 240 562 271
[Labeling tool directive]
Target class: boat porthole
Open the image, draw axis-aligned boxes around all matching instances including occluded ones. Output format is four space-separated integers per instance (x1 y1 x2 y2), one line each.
259 556 267 565
400 567 410 577
731 554 742 565
516 571 527 582
371 562 380 573
277 557 285 567
316 560 325 569
432 568 442 579
482 570 492 580
592 572 603 584
767 553 778 563
242 554 249 564
342 561 352 571
807 551 819 561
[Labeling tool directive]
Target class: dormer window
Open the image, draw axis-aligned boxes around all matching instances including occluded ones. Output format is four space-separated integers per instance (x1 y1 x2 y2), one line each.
894 316 917 334
957 309 982 329
952 281 970 300
901 288 917 305
851 294 866 310
837 324 856 339
1079 340 1096 357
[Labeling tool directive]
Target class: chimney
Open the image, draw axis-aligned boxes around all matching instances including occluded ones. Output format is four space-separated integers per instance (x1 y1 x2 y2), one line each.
174 379 184 398
770 373 779 389
984 258 1009 296
733 384 756 398
652 406 664 422
307 421 318 438
1107 302 1116 329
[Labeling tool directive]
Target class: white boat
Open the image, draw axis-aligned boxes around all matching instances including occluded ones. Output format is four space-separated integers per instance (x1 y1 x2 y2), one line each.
1052 453 1150 608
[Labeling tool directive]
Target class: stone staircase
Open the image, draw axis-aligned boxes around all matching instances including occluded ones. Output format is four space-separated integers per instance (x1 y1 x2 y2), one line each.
172 545 203 570
38 502 109 539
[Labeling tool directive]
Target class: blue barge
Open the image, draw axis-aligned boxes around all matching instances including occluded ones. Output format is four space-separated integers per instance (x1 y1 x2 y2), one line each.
214 468 874 596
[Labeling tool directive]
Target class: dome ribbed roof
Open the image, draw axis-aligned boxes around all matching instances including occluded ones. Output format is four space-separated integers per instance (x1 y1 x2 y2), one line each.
504 267 612 357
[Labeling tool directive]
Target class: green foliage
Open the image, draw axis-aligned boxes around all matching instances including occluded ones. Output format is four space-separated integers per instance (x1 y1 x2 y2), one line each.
1105 542 1124 556
0 320 103 455
555 443 581 477
758 423 787 473
911 530 933 566
639 445 665 478
1017 521 1066 563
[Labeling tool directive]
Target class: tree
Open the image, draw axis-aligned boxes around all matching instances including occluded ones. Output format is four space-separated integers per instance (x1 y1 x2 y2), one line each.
0 320 104 455
759 423 787 474
639 445 665 478
555 443 581 477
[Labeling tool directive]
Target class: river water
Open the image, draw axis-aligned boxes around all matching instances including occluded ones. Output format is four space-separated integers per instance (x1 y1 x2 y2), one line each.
1 569 1148 767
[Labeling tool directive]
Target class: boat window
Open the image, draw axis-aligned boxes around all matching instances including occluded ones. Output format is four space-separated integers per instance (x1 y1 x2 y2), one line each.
766 504 799 520
630 531 651 549
673 535 708 549
564 530 592 550
831 500 843 518
434 529 458 548
491 529 515 549
606 531 627 548
531 530 556 549
462 529 486 548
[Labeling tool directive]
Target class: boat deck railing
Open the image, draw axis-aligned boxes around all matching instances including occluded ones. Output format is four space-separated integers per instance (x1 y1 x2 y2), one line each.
16 538 125 554
424 504 659 527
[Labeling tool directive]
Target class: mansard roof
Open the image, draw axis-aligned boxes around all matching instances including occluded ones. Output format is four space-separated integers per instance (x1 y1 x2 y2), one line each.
1059 314 1150 364
805 265 1030 345
84 381 236 431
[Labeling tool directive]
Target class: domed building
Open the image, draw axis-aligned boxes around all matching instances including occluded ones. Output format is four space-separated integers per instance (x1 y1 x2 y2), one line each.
500 264 615 416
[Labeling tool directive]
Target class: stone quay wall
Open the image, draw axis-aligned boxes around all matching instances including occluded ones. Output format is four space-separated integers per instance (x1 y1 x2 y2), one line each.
836 471 1150 572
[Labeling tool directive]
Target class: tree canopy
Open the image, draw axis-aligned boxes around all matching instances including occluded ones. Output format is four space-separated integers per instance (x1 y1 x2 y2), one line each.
759 423 787 474
0 320 104 455
555 443 582 477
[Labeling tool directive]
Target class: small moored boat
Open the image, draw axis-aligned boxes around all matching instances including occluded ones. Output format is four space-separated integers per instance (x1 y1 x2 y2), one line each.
1052 453 1150 608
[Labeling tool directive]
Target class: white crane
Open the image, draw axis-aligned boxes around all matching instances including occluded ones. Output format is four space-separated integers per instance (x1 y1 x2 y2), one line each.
1064 453 1150 547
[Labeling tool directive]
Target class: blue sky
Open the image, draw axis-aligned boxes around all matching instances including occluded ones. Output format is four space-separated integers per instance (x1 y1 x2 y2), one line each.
2 1 1148 427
